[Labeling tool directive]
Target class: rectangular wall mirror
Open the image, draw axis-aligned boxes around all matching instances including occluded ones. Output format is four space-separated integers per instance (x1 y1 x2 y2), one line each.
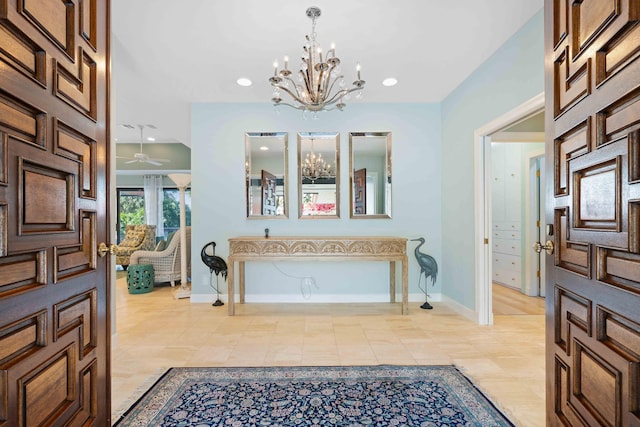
298 132 340 219
349 132 392 219
245 132 288 218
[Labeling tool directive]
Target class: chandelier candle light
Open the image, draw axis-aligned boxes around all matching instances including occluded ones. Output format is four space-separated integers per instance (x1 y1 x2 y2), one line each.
269 6 365 113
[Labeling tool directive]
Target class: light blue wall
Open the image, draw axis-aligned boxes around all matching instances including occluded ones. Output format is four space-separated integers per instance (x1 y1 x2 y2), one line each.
440 10 544 309
191 103 442 302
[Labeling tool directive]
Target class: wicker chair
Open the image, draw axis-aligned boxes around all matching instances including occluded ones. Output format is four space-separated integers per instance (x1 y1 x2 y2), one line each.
129 227 191 286
116 224 156 269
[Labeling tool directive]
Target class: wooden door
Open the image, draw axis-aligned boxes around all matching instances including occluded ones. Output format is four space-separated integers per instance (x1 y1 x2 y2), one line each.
0 0 110 425
354 168 366 214
545 0 640 425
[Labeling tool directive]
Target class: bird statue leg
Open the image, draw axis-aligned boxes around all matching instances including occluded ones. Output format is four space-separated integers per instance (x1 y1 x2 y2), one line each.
419 272 433 310
212 273 224 307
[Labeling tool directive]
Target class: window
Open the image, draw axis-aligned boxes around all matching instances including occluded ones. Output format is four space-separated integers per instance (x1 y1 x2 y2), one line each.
162 188 191 238
117 189 144 243
117 187 191 242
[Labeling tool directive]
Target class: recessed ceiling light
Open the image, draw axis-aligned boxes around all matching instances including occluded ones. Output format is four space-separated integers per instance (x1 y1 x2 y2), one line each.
382 77 398 87
146 137 156 141
237 78 252 87
259 146 269 151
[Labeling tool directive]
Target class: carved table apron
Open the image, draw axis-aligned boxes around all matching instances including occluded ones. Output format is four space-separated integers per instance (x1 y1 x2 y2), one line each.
227 236 409 315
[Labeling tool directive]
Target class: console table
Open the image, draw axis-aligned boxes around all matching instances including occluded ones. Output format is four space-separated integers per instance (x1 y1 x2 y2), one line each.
227 236 409 315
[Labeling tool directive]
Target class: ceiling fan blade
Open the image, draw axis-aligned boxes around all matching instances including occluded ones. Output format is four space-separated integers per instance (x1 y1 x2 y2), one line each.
148 158 170 163
125 159 138 164
145 159 163 166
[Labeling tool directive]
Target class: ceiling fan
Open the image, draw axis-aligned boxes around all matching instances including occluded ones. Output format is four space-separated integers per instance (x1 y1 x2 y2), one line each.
119 124 170 166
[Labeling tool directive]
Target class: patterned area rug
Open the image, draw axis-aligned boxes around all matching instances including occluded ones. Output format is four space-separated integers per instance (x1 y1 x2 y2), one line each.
114 365 513 426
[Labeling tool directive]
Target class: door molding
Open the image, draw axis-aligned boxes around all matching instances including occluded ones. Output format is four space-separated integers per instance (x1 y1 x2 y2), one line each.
525 151 545 297
473 92 544 325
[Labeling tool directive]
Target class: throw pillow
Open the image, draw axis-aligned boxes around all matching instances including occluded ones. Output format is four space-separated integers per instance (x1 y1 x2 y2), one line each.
155 240 167 252
121 230 144 248
165 231 177 246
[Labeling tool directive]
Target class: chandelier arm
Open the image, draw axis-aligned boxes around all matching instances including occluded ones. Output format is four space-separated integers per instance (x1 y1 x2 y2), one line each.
316 68 326 98
302 68 314 102
303 68 315 102
322 69 337 99
284 76 303 98
306 53 315 101
274 101 306 110
324 73 344 99
272 84 308 106
320 63 338 97
323 86 359 106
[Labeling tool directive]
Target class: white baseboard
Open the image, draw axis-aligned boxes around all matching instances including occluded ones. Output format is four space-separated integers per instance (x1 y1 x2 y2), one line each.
190 292 442 304
440 295 477 322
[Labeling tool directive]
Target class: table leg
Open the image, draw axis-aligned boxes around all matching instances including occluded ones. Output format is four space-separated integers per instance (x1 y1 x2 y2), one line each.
389 261 396 303
402 255 408 315
227 260 235 316
239 261 245 304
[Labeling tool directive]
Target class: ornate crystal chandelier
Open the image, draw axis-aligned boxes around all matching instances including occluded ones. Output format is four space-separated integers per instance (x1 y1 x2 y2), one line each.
301 138 334 182
269 6 365 113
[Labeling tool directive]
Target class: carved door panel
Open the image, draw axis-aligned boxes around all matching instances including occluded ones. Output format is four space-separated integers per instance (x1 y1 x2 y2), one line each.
0 0 110 425
545 0 640 425
261 169 276 215
354 168 366 214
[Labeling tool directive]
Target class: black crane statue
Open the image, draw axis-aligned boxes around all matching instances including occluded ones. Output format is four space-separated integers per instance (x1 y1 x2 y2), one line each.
411 237 438 310
200 241 227 307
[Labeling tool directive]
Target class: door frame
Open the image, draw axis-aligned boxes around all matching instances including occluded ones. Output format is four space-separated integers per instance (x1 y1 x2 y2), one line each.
109 101 117 348
473 92 544 325
525 151 545 297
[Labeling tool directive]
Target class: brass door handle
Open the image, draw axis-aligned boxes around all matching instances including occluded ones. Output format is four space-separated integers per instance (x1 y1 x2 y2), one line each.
98 242 118 257
533 240 554 255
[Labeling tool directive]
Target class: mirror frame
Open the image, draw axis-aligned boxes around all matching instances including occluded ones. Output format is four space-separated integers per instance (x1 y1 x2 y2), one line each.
297 132 340 219
244 132 289 219
349 131 392 219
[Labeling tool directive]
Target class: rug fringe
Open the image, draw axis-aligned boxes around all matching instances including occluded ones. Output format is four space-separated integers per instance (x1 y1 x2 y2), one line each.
454 365 519 427
112 367 168 422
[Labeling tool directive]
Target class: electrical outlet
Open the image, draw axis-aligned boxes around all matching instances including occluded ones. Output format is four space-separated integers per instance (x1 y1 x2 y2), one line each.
304 277 319 288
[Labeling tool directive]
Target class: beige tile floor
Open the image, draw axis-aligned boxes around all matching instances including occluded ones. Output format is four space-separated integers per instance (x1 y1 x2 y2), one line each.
493 282 545 315
111 279 545 427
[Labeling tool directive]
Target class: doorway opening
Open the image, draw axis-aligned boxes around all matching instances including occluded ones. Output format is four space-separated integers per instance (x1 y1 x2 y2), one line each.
473 93 545 325
488 141 545 315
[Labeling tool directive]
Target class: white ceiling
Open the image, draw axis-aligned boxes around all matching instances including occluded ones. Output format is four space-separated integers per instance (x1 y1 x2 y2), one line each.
112 0 543 146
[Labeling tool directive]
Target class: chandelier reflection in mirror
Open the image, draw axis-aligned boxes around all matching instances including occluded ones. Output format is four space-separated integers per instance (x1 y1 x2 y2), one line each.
269 6 365 114
302 138 334 182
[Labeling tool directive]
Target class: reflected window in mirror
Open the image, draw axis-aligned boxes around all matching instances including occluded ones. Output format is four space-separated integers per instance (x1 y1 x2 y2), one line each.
245 132 288 219
349 132 392 219
298 132 340 219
